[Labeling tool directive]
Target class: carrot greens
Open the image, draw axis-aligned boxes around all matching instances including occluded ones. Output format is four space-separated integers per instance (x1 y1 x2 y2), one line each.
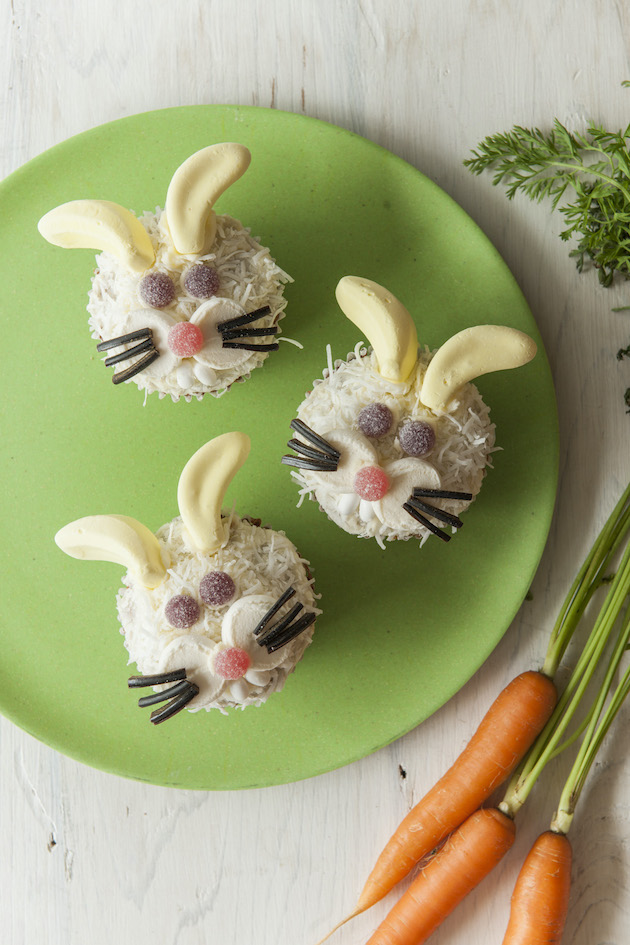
464 120 630 286
464 105 630 410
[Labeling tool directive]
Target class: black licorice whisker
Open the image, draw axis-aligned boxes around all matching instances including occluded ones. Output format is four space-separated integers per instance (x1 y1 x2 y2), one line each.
287 438 337 463
97 328 152 351
406 497 464 530
222 341 280 352
150 682 199 725
281 455 338 472
217 305 272 332
128 668 187 688
412 487 474 501
112 349 161 384
257 602 304 648
97 326 160 383
104 336 156 366
252 587 296 636
403 502 451 542
220 325 279 340
289 419 341 460
266 612 317 653
137 679 192 707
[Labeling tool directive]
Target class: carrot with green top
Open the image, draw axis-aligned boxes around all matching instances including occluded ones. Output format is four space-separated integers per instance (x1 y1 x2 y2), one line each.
317 482 630 945
353 482 630 917
501 583 630 945
363 512 630 945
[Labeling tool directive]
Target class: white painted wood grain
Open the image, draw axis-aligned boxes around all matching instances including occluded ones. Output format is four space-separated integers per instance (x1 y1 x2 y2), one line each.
2 1 630 943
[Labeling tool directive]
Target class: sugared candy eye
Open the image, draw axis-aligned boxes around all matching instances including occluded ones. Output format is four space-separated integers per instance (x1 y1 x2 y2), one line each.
167 321 204 357
358 403 394 438
214 647 251 680
399 420 436 457
164 595 200 628
138 271 176 308
354 465 389 501
184 265 220 299
199 571 236 606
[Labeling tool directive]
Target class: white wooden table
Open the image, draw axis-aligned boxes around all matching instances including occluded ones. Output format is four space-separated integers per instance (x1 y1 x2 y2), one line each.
2 2 629 943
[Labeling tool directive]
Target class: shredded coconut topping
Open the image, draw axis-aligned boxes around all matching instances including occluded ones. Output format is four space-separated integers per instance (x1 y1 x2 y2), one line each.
291 347 496 545
116 515 320 711
87 211 292 402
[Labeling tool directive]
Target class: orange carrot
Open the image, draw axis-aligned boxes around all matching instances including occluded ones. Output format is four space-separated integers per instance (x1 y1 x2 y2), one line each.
357 670 557 913
365 807 516 945
501 830 572 945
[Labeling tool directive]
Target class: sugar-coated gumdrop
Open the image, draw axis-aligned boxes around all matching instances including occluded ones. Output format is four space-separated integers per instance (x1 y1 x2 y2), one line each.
399 420 436 457
138 271 176 309
199 571 236 606
214 647 251 680
168 321 204 357
164 595 200 628
184 265 220 299
354 465 389 501
358 403 393 438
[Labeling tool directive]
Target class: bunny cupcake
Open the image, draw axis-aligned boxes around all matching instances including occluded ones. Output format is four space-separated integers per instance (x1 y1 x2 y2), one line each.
38 144 291 402
282 276 537 548
55 433 320 722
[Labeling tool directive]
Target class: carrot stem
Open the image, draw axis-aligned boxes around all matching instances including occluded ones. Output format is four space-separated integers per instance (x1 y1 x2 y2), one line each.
552 607 630 834
502 535 630 816
543 481 630 678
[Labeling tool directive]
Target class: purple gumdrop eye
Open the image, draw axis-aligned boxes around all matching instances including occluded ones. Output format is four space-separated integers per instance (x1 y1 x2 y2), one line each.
199 571 236 606
357 403 394 438
164 595 200 628
399 420 436 457
184 265 220 299
138 271 176 308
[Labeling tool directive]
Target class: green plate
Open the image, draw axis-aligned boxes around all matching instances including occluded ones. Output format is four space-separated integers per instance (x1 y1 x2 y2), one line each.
0 106 557 790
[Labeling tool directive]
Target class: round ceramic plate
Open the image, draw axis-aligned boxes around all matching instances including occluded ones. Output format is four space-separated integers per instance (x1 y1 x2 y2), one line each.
0 106 557 790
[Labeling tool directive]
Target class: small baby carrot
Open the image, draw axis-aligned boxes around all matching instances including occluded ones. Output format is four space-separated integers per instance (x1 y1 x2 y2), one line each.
315 483 630 945
502 578 630 945
501 830 572 945
357 670 556 913
354 482 630 919
365 807 516 945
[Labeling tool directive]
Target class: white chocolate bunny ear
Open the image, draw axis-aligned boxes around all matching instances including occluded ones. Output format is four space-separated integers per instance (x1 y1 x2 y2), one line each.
54 514 167 588
38 200 156 272
335 276 419 383
164 143 251 256
420 325 537 411
177 432 251 554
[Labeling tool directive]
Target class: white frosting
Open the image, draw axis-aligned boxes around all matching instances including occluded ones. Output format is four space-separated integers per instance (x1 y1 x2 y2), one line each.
87 212 292 402
117 515 320 711
290 346 496 546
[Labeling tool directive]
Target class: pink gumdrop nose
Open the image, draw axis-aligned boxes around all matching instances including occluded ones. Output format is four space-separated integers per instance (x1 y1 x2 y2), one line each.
214 647 251 680
353 465 389 501
167 321 204 357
